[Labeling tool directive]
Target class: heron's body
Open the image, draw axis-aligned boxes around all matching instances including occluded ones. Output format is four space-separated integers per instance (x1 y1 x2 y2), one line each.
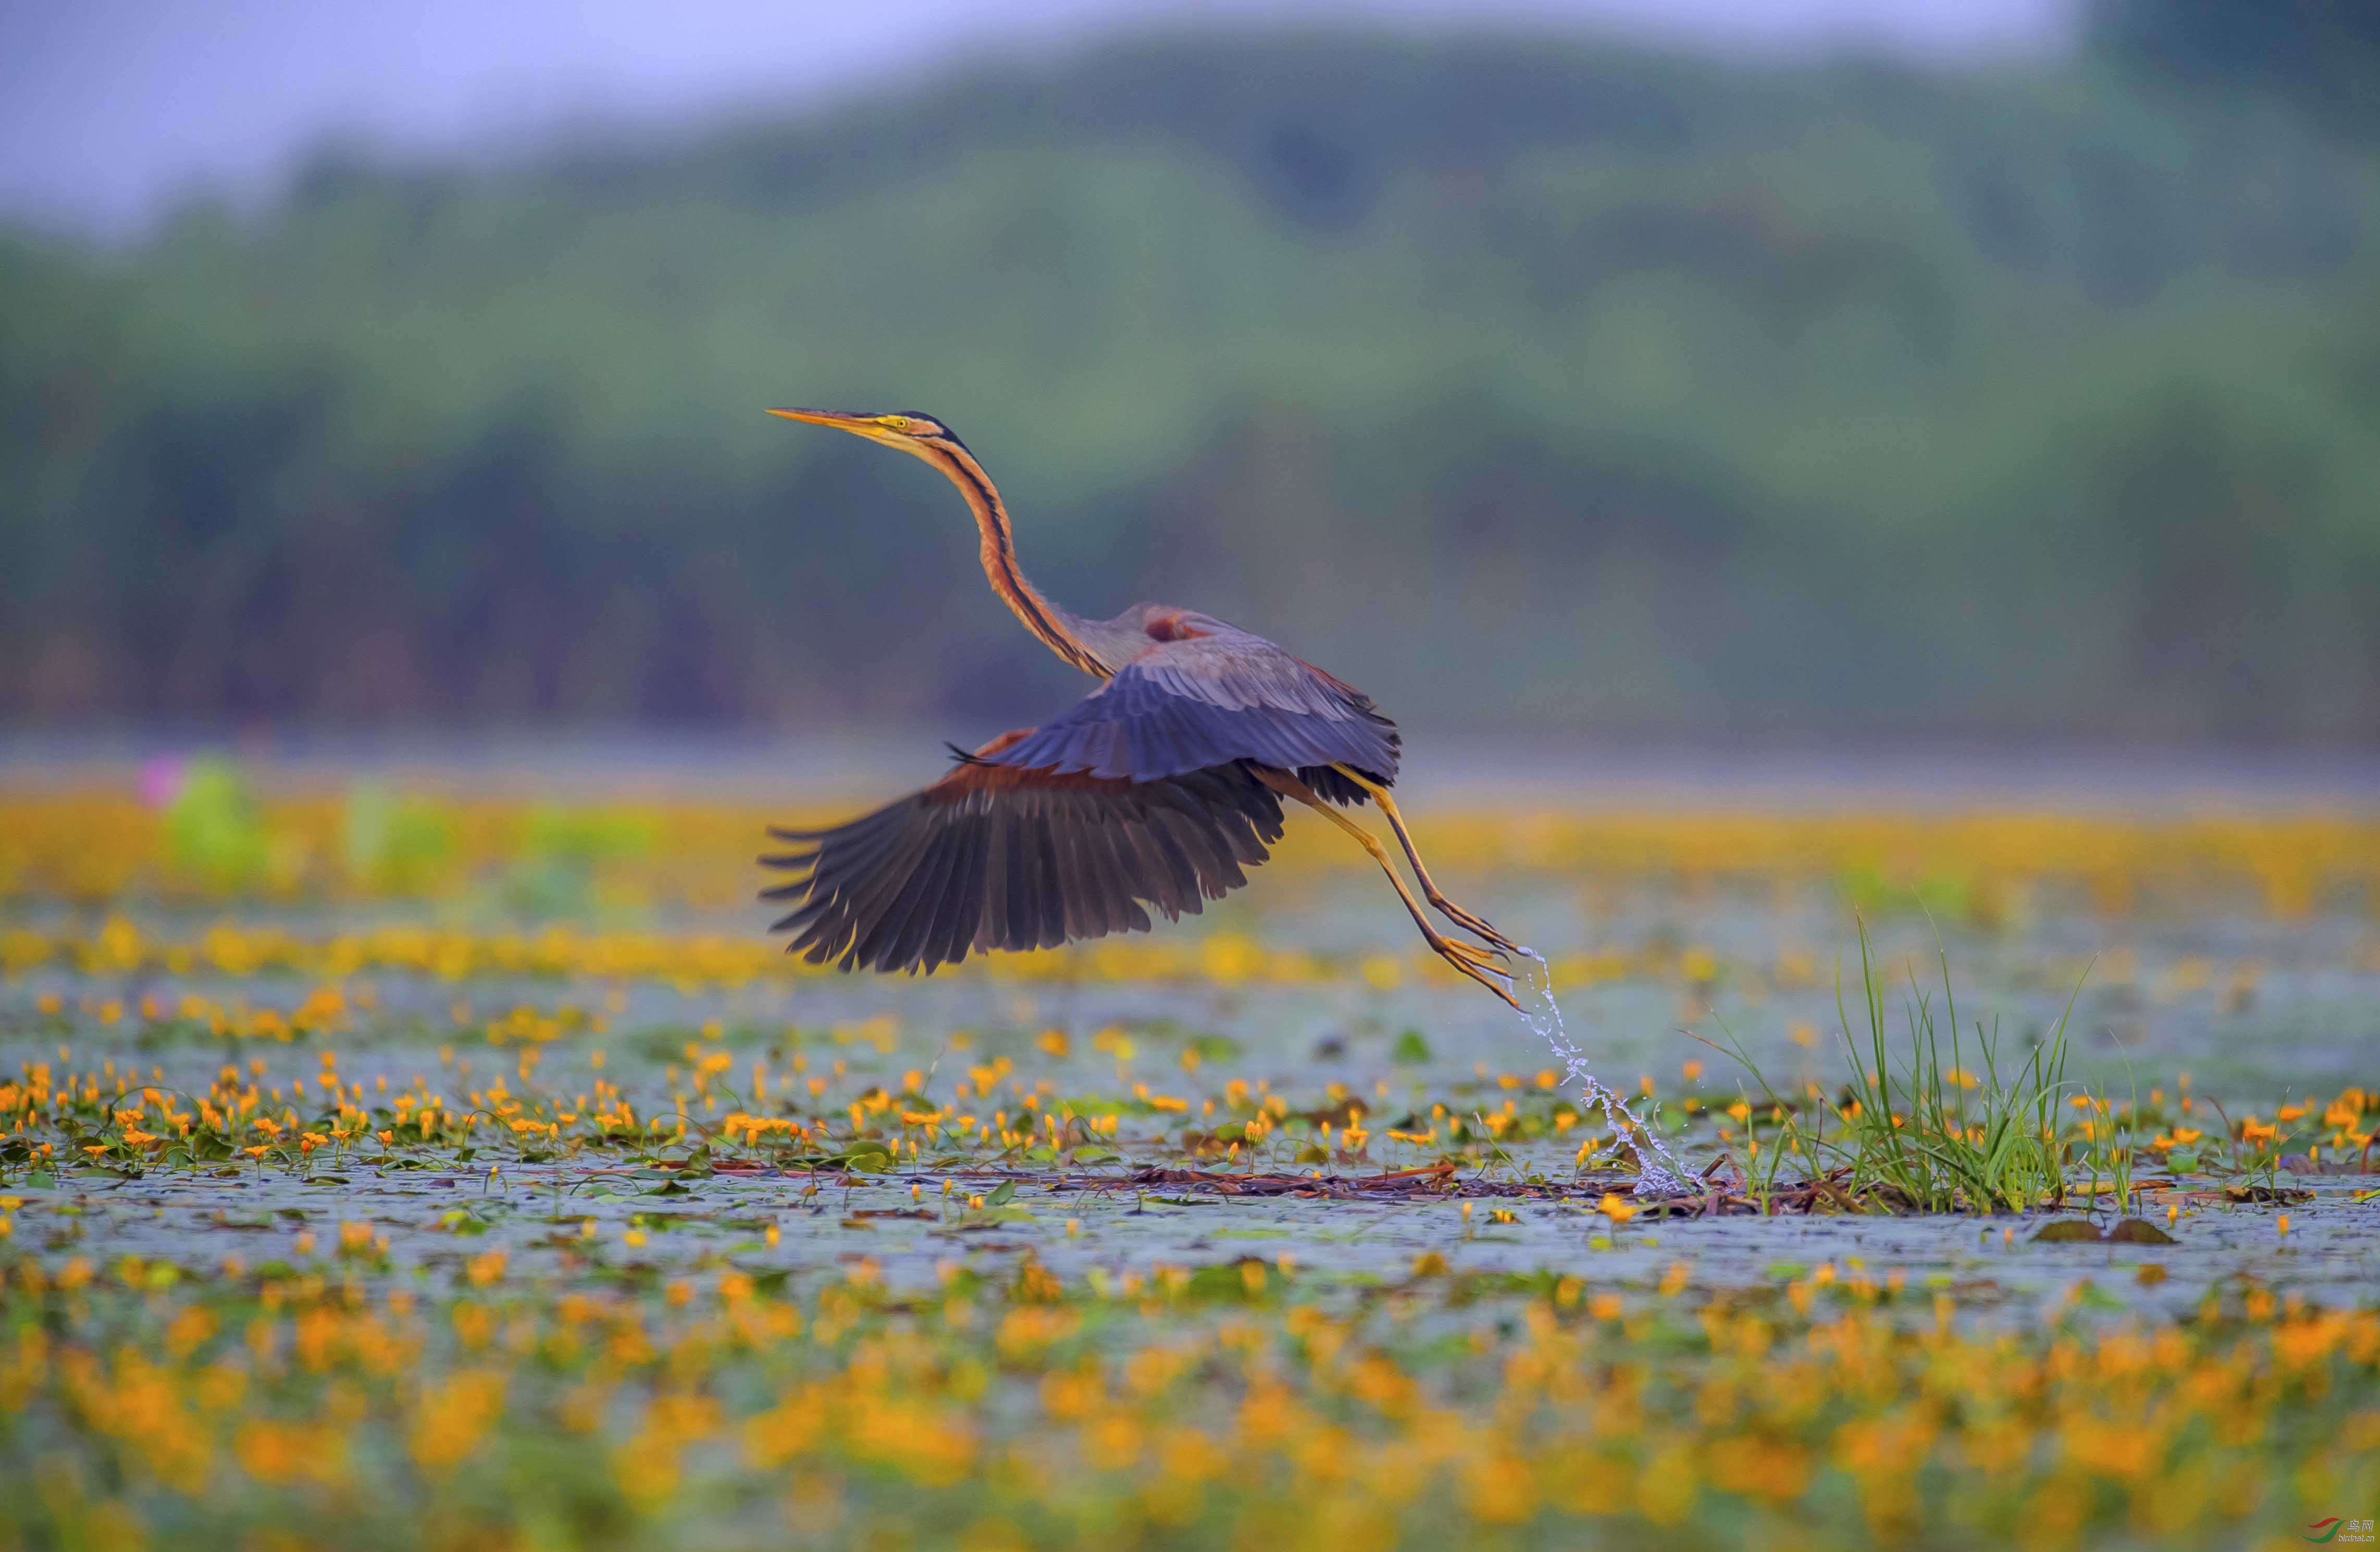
760 408 1518 1005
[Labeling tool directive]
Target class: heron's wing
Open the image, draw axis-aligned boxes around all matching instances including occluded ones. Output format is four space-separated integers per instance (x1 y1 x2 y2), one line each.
759 745 1285 975
981 631 1400 785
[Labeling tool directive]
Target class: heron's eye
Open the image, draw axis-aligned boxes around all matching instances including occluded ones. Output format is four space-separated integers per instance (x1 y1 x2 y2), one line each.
878 414 912 433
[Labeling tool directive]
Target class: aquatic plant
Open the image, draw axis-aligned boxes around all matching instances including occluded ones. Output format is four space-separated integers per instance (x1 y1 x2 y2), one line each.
1 777 2373 1549
1 1240 2375 1551
1703 921 2083 1213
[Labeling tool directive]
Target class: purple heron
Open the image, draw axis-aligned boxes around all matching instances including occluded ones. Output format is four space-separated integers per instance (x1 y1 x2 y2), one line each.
759 408 1520 1006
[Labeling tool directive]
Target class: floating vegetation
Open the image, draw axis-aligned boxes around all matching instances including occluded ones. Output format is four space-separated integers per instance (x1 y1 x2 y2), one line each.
4 1235 2379 1550
2 774 2377 1547
5 786 2380 918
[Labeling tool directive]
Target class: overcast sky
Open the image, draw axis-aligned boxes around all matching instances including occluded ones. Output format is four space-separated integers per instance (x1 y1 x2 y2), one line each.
1 0 2073 233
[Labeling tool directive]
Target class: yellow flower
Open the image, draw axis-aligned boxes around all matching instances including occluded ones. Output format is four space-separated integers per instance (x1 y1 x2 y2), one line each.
410 1372 508 1471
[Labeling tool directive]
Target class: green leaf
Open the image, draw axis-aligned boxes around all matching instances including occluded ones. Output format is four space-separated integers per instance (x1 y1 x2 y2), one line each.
973 1206 1038 1225
1392 1030 1433 1064
985 1180 1018 1207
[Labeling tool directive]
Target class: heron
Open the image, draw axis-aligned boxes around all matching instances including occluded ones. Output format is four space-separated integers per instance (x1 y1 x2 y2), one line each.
758 408 1521 1007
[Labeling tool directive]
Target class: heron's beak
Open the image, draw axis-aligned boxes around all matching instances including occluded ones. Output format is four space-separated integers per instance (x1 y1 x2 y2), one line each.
766 407 906 443
768 407 862 431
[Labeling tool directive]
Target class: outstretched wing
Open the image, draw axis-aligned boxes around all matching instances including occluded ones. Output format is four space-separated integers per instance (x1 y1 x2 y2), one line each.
978 630 1400 789
761 742 1286 975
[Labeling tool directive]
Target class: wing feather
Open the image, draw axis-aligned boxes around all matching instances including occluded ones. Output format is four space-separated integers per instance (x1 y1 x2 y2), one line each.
1073 799 1151 936
759 621 1361 976
882 821 961 973
828 820 944 967
761 746 1289 975
1036 806 1072 947
986 630 1399 789
1049 799 1098 941
936 808 990 969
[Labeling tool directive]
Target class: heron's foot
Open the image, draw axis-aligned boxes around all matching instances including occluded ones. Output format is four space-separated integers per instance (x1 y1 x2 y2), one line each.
1428 893 1520 955
1440 938 1509 972
1429 932 1521 1010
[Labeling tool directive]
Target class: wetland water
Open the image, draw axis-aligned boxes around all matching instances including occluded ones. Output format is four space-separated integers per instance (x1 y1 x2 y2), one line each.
1 745 2375 1548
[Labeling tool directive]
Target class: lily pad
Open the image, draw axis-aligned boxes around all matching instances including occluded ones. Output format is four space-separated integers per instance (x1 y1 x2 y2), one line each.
2106 1218 2177 1245
2031 1219 2103 1242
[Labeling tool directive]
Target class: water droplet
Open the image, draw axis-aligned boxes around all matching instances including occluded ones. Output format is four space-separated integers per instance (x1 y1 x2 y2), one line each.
1511 947 1690 1198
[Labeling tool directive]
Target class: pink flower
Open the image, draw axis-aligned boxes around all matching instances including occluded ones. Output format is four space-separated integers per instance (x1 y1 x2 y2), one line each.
138 754 188 810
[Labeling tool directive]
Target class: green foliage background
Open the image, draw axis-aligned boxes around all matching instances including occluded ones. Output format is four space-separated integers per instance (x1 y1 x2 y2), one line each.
5 20 2379 738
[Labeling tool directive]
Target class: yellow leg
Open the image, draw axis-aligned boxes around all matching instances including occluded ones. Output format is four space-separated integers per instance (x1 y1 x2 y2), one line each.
1330 765 1518 953
1255 769 1518 1009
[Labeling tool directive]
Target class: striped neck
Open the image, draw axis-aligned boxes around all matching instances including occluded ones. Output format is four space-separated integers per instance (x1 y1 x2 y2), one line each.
914 439 1109 679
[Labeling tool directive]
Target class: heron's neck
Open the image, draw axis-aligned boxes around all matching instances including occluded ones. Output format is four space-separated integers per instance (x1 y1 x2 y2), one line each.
921 441 1110 679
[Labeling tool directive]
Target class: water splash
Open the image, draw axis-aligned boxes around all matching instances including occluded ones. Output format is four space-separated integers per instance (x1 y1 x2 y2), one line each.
1511 947 1692 1199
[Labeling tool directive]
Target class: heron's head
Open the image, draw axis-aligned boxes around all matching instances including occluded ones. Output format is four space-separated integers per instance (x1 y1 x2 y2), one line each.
766 407 968 462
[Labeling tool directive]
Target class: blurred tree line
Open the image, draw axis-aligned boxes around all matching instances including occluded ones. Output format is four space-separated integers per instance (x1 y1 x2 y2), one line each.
4 12 2379 741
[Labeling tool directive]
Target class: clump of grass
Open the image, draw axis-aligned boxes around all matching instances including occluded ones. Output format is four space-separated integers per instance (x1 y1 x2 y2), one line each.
1704 918 2086 1214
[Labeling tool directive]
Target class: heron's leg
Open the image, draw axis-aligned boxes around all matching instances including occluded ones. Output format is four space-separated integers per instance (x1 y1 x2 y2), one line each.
1329 765 1518 953
1262 775 1503 971
1254 769 1519 1009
